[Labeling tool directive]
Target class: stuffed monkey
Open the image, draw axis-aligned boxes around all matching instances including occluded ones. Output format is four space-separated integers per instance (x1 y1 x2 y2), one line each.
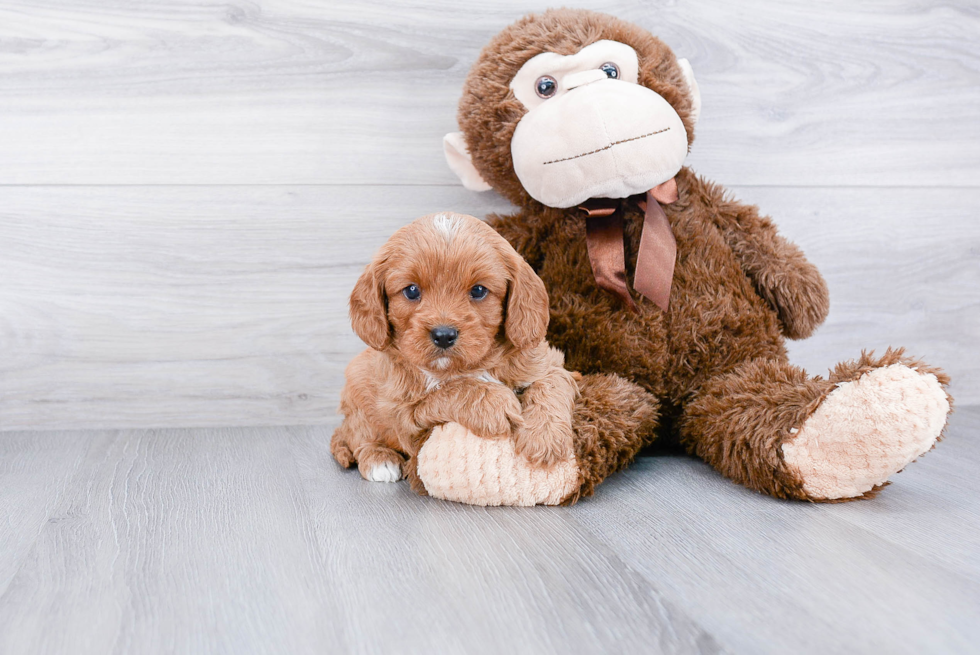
442 9 952 501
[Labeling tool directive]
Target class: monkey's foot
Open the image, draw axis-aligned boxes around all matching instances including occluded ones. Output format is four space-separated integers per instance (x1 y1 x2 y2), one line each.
782 363 950 500
416 423 579 506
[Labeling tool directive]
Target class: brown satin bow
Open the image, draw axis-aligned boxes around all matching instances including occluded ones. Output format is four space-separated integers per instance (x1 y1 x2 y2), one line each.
580 177 679 312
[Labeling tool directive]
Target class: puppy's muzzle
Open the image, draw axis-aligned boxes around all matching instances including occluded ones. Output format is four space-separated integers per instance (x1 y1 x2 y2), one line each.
430 326 458 350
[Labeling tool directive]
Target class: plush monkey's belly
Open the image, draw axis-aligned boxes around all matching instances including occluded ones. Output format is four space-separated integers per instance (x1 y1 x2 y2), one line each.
498 198 784 406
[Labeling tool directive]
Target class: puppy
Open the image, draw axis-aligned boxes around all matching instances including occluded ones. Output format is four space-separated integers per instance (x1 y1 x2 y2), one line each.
331 212 578 482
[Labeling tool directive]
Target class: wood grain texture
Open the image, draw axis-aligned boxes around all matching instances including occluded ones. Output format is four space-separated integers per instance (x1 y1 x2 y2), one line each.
0 0 976 185
0 409 976 654
569 406 980 655
2 185 976 430
0 430 94 597
0 425 719 655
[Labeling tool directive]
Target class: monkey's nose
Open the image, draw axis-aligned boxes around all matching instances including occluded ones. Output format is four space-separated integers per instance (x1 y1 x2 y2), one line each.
430 326 459 349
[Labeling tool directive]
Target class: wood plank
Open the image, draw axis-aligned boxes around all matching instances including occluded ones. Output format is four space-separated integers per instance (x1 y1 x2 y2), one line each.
0 427 349 654
1 184 976 430
0 413 975 653
0 425 719 654
0 430 93 598
0 185 510 430
815 407 980 583
0 1 976 185
285 424 720 654
569 406 980 655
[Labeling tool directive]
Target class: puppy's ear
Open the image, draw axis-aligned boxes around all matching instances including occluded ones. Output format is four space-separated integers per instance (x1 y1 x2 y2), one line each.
349 258 391 351
504 254 549 349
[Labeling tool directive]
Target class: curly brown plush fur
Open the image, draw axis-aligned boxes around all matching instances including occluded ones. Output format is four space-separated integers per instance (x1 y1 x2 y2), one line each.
564 372 659 504
451 9 952 502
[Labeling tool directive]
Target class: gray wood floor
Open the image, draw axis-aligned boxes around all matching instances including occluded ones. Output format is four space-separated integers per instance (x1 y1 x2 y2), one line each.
1 407 977 654
1 1 979 653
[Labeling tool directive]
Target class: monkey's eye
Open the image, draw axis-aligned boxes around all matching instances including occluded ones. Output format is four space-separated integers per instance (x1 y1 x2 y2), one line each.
403 284 421 301
469 284 489 300
599 62 619 79
535 75 557 98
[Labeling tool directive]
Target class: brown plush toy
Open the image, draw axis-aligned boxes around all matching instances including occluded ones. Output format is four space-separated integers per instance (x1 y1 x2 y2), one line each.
440 8 953 502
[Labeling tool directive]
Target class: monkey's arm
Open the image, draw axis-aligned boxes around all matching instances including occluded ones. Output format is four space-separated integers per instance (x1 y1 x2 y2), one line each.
711 196 829 340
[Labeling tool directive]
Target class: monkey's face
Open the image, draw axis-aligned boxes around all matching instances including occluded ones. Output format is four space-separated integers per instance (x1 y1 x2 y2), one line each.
444 10 701 209
507 40 690 208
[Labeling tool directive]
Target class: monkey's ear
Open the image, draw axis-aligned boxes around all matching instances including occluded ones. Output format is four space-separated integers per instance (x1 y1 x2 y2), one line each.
443 132 492 192
504 255 550 350
349 259 392 351
676 58 701 128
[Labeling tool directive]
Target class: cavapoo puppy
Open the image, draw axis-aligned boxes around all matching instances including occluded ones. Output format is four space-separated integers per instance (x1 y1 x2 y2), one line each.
331 212 578 482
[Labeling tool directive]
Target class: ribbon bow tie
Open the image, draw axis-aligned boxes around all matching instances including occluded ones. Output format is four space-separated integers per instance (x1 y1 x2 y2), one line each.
579 178 678 312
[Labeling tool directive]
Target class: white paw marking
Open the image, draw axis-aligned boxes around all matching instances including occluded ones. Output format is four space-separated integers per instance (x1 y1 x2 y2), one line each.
368 461 401 483
782 364 949 500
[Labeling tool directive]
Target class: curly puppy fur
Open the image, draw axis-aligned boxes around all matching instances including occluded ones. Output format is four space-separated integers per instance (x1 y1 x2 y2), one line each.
333 212 582 481
453 9 951 501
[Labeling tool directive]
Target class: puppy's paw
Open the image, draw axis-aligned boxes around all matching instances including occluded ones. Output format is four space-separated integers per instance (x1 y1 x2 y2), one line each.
366 461 402 483
356 447 405 483
480 384 524 439
331 440 355 468
514 417 574 468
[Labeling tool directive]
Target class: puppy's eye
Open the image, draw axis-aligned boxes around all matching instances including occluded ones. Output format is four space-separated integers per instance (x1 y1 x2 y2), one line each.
535 75 557 98
469 284 489 300
403 284 421 301
599 62 619 79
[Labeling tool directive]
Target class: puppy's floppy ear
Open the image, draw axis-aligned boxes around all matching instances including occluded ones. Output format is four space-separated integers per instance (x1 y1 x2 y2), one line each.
504 252 549 349
349 257 391 351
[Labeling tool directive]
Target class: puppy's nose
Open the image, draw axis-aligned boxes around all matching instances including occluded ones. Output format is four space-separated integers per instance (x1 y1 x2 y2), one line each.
430 326 458 350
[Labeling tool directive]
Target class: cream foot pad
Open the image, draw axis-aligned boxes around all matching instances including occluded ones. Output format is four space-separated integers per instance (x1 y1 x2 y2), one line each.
782 364 950 500
417 423 580 506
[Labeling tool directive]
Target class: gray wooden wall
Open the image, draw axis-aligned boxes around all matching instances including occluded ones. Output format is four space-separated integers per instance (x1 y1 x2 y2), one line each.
1 0 977 430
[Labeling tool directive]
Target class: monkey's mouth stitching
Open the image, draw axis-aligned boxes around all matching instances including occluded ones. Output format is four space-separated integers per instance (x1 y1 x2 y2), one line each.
542 127 671 165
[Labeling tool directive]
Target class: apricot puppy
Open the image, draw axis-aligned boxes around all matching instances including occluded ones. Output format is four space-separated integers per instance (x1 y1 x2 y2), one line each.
331 213 578 482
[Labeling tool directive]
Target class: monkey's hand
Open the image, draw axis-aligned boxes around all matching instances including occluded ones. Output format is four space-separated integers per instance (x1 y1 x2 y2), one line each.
413 378 523 440
750 250 830 340
712 195 830 340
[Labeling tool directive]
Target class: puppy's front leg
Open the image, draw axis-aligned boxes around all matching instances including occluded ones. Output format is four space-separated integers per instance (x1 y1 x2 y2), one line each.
331 410 405 483
354 443 406 483
513 352 578 467
414 378 523 440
